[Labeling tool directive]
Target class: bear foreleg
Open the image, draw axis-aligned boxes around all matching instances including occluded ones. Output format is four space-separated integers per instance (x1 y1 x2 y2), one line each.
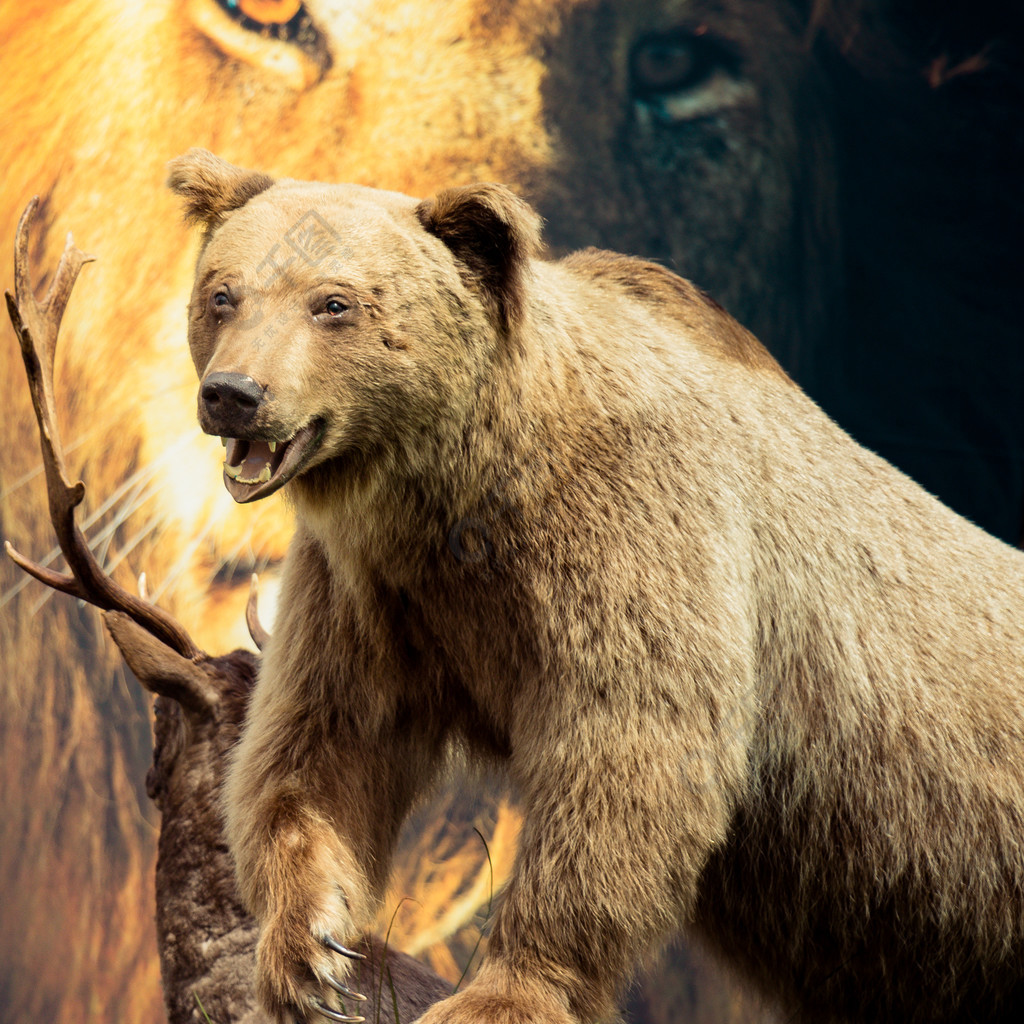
413 697 748 1024
224 542 448 1024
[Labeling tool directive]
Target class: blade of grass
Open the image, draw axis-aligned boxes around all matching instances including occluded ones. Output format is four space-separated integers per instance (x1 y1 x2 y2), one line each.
386 964 401 1024
378 897 418 1024
194 990 216 1024
453 827 494 993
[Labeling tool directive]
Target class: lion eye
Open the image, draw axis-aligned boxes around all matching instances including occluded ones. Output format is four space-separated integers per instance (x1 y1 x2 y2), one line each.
196 0 331 88
213 0 317 46
630 28 738 99
630 28 750 122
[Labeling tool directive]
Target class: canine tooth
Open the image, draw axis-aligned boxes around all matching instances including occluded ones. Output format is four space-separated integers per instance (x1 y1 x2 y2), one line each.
224 462 241 479
221 436 228 447
269 441 278 453
258 463 272 483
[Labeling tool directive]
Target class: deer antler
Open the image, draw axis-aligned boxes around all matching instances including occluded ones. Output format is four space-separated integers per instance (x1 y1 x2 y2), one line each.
246 573 271 651
4 197 200 660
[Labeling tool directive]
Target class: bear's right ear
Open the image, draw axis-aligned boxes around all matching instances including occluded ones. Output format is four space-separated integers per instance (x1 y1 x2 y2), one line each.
166 148 275 230
416 183 541 333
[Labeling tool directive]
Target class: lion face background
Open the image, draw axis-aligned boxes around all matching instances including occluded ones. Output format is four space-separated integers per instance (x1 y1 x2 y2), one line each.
2 1 1019 1021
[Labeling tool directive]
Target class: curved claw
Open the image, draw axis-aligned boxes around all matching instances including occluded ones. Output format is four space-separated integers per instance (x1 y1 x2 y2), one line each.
325 974 367 1001
310 996 365 1023
322 935 366 961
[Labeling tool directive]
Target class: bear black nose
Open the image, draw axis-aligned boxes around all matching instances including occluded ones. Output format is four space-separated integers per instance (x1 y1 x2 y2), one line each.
199 372 265 434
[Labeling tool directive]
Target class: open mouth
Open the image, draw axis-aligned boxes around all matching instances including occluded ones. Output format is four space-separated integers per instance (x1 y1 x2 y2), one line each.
220 419 325 503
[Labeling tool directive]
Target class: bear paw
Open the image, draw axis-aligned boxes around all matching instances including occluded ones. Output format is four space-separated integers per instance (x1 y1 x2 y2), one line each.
412 969 577 1024
256 924 368 1024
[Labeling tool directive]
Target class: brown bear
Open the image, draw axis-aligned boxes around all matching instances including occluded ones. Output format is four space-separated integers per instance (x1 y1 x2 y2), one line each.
167 148 1024 1024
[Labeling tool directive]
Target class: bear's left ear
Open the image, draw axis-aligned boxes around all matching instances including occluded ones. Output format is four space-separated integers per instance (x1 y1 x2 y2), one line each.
416 183 541 332
167 148 275 231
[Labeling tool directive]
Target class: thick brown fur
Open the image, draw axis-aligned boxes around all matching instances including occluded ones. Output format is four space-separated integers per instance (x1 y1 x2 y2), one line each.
168 147 276 238
173 152 1024 1024
2 3 1020 1020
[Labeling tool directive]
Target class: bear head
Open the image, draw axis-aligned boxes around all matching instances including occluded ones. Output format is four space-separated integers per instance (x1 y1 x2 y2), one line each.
168 149 541 505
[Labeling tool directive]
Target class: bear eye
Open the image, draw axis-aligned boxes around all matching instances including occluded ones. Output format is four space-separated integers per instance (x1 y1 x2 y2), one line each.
210 290 235 314
325 299 349 317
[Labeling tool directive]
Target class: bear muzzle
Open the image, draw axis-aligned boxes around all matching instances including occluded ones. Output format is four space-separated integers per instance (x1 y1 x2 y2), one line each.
218 420 326 503
198 371 326 504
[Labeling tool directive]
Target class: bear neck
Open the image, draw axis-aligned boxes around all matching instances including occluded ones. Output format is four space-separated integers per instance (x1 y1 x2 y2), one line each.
285 297 568 590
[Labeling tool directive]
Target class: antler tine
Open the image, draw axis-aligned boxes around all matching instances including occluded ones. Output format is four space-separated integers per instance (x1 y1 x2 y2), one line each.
13 198 93 380
246 573 272 651
9 198 94 493
4 198 200 660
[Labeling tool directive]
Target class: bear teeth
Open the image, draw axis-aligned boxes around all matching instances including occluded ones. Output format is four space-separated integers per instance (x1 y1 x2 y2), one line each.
224 460 273 484
221 435 286 486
